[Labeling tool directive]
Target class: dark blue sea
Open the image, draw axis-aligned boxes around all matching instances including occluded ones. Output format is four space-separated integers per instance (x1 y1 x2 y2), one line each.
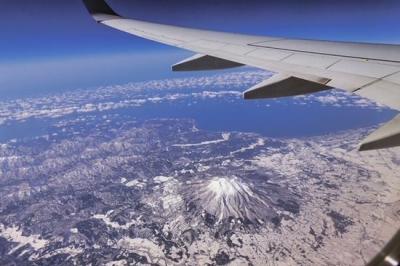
0 94 395 143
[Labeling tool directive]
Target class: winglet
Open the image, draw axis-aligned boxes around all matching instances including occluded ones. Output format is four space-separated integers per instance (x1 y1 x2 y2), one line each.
82 0 120 22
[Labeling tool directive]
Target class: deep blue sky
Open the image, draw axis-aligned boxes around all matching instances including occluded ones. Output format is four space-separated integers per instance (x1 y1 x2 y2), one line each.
1 0 400 99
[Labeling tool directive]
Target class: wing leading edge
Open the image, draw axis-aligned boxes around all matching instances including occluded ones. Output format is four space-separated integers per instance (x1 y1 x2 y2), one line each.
82 0 400 151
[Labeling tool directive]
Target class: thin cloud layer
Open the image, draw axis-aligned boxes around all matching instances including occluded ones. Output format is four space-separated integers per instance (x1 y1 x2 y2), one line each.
0 70 385 126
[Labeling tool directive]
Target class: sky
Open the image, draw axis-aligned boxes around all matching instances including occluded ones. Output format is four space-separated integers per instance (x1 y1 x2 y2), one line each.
1 0 400 99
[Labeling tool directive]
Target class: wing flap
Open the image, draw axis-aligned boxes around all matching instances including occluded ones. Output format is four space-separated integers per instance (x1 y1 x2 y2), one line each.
327 60 399 79
282 53 339 69
243 74 331 99
249 39 400 63
356 80 400 110
247 48 293 61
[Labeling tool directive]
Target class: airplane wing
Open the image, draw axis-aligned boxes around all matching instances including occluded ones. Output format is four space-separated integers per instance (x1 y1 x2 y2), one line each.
82 0 400 151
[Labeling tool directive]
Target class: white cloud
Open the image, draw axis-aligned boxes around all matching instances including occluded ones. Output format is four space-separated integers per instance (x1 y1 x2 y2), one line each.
0 70 387 125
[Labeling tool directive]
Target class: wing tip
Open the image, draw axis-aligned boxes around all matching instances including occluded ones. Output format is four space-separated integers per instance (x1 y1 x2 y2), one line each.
82 0 120 21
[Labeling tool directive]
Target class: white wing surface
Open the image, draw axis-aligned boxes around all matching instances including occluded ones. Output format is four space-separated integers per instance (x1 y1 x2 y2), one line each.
82 0 400 151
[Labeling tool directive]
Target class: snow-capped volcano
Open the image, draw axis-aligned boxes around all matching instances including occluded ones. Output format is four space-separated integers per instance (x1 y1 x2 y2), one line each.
183 176 288 224
206 177 253 201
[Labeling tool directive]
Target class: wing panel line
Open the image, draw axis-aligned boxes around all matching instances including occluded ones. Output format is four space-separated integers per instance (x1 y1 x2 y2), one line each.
248 44 400 64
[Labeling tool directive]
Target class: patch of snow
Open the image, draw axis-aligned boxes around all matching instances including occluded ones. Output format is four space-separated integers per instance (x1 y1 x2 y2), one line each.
0 224 48 255
154 176 173 183
117 237 167 265
180 169 195 174
173 133 230 147
92 213 135 230
35 246 84 260
105 260 128 266
125 179 145 188
230 138 265 155
162 194 183 210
